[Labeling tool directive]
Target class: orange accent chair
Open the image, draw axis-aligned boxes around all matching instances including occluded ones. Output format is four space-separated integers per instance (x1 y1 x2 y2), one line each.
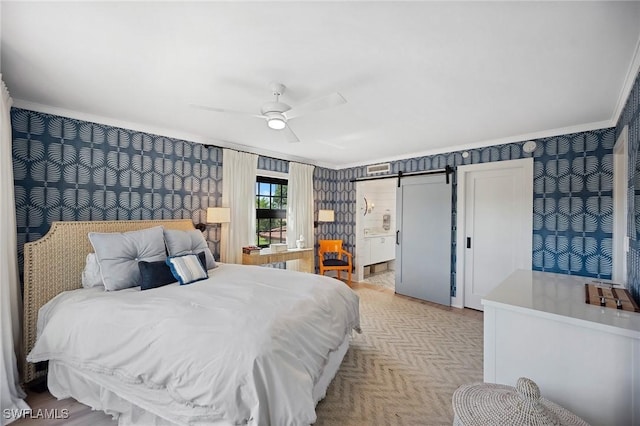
318 239 353 284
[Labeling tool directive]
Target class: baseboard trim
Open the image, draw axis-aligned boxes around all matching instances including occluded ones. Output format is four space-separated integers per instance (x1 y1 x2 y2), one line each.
450 296 463 309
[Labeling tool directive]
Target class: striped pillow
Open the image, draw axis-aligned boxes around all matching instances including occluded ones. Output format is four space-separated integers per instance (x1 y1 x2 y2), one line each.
166 253 208 285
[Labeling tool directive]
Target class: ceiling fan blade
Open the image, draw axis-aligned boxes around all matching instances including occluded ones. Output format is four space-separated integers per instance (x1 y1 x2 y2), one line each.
190 104 265 119
283 124 300 143
283 92 346 120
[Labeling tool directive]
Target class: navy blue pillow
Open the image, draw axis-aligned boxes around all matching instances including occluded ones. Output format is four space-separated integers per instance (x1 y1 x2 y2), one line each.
139 251 207 291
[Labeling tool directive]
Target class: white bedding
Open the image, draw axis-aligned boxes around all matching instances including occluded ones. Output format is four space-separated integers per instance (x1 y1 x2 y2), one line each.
28 264 360 426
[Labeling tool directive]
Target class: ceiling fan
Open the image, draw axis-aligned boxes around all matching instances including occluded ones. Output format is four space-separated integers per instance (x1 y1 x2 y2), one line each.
191 83 347 143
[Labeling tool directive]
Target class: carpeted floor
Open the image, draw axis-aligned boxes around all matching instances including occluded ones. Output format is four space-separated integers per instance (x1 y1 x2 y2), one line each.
315 285 484 426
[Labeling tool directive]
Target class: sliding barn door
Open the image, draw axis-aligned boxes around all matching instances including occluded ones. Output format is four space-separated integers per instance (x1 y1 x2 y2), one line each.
395 174 451 305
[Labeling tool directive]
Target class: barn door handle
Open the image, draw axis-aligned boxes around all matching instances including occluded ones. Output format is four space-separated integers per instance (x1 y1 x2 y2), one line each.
466 237 471 249
396 230 400 245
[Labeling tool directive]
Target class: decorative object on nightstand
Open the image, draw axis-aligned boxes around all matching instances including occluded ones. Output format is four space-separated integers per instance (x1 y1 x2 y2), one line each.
296 234 305 249
242 246 261 255
452 377 589 426
318 239 353 284
269 243 288 253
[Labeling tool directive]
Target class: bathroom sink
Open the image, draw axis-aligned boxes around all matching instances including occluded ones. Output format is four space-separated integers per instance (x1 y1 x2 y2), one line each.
364 228 393 237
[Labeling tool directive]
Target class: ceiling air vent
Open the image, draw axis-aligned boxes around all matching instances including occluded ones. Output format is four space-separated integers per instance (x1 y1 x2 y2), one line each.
366 163 390 175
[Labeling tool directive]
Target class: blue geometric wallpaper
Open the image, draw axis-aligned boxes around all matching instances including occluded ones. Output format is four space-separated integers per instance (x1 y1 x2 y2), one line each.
257 156 288 174
616 67 640 302
11 108 296 278
532 133 614 277
9 106 625 300
322 129 615 297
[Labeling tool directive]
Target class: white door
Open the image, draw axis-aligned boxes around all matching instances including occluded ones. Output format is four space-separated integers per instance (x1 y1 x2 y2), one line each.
458 158 533 310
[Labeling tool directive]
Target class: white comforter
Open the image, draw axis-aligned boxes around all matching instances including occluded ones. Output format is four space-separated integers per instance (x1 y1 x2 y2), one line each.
28 264 360 426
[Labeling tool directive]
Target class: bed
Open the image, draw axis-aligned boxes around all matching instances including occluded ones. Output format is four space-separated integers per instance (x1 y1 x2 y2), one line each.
22 219 360 425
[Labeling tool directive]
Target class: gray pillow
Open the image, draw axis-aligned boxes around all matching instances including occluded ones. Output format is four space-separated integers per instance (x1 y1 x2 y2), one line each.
163 229 216 270
81 253 104 288
88 226 166 291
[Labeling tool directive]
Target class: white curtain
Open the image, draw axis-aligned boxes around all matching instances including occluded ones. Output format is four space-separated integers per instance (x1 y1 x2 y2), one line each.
0 76 29 424
221 149 257 264
286 162 315 262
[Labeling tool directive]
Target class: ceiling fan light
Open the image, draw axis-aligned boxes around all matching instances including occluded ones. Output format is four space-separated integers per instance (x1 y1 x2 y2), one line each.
267 117 286 130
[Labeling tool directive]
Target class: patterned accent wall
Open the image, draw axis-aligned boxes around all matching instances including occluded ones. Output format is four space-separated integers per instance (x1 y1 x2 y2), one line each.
312 166 338 269
257 156 289 174
11 108 299 278
11 107 618 297
533 133 614 277
330 129 615 296
616 68 640 302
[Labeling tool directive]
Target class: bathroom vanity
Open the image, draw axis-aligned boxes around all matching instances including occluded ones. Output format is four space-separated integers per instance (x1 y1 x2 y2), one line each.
362 229 395 266
482 270 640 426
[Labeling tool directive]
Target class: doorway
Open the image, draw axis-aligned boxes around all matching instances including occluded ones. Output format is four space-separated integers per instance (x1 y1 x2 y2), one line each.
456 158 533 310
355 179 397 285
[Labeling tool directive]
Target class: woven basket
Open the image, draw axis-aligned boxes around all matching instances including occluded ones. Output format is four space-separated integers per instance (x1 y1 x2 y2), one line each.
452 377 590 426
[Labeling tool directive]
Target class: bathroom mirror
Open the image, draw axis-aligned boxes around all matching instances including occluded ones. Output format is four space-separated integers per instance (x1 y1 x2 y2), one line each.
363 197 375 216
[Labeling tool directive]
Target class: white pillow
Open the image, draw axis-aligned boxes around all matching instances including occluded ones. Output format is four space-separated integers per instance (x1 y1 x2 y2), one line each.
163 229 216 270
81 253 103 288
88 226 166 291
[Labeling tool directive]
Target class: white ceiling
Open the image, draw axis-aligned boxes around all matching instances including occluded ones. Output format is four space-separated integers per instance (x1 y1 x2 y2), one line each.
2 1 640 169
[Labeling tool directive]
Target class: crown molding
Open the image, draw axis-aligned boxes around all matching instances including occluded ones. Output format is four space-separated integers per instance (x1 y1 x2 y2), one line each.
11 99 321 168
612 33 640 125
334 119 613 170
12 100 617 172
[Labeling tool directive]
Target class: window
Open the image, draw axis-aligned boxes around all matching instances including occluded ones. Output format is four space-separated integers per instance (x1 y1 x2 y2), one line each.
256 176 287 247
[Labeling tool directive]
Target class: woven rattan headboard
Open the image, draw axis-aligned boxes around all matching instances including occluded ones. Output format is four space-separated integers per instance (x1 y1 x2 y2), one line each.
21 219 195 384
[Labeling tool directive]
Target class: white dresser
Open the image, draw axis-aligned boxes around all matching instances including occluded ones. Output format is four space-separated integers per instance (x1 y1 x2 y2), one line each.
482 270 640 426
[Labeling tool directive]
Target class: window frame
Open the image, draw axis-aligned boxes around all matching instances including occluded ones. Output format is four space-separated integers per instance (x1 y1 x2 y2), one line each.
255 175 288 248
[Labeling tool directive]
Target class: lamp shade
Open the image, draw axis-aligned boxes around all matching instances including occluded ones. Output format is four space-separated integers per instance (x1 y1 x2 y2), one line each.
318 209 335 222
207 207 230 224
